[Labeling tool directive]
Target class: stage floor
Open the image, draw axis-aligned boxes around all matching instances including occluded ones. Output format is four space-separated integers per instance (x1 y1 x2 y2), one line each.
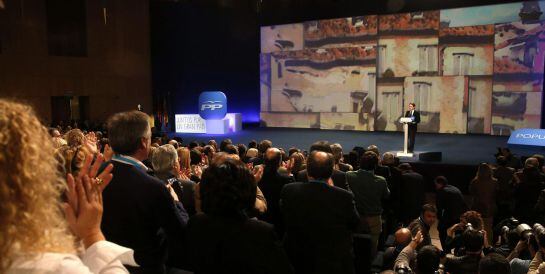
170 127 542 166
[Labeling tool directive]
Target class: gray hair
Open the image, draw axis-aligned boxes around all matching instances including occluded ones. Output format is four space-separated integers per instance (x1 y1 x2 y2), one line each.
330 143 343 163
382 152 395 165
246 148 258 158
152 144 178 174
107 110 151 155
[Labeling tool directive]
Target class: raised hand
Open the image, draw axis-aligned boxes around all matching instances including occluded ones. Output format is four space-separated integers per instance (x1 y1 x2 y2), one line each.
84 132 98 154
193 165 203 179
253 165 264 184
63 174 108 248
103 143 114 162
77 153 114 192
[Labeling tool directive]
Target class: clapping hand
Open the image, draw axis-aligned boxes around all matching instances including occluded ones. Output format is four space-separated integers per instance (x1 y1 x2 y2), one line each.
66 153 113 214
84 132 98 154
103 144 114 162
179 167 191 181
253 165 264 184
63 154 113 248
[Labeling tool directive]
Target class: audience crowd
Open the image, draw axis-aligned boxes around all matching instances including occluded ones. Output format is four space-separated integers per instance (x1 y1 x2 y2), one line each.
2 98 545 274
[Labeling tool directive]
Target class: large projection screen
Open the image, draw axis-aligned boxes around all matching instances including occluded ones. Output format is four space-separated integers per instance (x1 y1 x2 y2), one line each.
260 1 545 135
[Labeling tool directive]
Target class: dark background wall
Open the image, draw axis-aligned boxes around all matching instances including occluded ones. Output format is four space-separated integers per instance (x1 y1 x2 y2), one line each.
0 0 152 125
150 0 533 129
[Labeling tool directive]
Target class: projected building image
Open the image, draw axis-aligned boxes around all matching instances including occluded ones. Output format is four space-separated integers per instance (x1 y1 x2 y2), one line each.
260 1 545 135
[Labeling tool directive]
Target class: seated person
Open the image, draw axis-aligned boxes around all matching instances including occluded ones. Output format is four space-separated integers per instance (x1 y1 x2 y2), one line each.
479 253 511 274
382 228 412 271
444 210 484 255
408 204 437 250
394 231 441 274
444 227 485 274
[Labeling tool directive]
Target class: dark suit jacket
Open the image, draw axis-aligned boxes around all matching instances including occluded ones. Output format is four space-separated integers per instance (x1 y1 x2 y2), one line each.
101 161 188 273
259 169 295 236
398 171 425 224
185 213 294 274
436 184 467 227
444 254 481 274
160 175 197 217
280 181 360 274
296 169 350 191
404 110 421 128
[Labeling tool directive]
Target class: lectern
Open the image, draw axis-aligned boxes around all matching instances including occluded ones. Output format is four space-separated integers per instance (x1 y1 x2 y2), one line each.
397 117 413 157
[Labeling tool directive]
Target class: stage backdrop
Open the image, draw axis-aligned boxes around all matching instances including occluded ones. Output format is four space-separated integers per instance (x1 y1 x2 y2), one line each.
260 1 545 136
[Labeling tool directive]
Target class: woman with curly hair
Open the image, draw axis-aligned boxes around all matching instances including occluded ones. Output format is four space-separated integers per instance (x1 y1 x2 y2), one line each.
0 99 135 273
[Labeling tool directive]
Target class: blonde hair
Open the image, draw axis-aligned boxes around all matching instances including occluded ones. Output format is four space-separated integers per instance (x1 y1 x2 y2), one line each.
0 99 75 272
56 145 88 176
65 129 85 148
177 147 191 170
52 137 67 149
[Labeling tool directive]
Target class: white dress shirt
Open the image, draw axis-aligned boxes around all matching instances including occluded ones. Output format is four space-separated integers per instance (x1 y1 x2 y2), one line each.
8 241 137 274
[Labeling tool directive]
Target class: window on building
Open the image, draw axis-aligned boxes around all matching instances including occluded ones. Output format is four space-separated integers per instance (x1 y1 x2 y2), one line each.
411 12 424 19
524 45 537 68
381 91 400 123
46 0 87 56
306 21 318 32
468 86 478 117
418 45 437 73
378 45 387 75
368 72 376 94
453 53 474 75
413 82 432 111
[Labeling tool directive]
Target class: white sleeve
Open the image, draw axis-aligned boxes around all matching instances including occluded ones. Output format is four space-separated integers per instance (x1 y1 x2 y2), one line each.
79 241 138 274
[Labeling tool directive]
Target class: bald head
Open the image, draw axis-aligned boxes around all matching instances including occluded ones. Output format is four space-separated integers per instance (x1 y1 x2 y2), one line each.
395 228 412 246
307 151 334 181
264 147 282 170
525 157 539 169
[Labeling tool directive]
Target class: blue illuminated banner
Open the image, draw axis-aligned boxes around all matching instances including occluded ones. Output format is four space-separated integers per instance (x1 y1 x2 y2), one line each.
508 128 545 147
199 91 227 120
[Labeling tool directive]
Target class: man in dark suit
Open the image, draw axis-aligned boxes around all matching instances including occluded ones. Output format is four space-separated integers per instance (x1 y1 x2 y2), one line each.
102 111 188 274
404 102 421 152
259 147 295 236
280 151 360 274
295 141 350 191
434 176 467 248
398 163 425 225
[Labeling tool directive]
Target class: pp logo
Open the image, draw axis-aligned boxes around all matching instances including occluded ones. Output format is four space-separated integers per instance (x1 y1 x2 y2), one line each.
199 91 227 120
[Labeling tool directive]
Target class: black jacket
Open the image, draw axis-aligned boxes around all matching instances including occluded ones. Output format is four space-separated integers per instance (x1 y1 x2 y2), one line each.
101 161 188 273
444 254 481 274
296 169 350 191
398 171 425 224
185 213 294 274
436 184 467 227
280 181 360 274
404 110 421 128
258 169 295 236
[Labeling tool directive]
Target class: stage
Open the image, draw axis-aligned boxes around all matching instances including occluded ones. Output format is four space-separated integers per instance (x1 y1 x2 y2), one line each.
170 127 545 165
